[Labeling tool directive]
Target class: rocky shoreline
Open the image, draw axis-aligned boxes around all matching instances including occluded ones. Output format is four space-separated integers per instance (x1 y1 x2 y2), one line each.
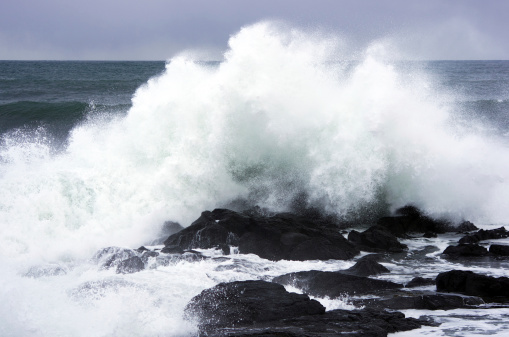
90 206 509 336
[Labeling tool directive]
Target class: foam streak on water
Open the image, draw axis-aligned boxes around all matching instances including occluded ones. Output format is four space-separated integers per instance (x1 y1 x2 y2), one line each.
1 22 509 336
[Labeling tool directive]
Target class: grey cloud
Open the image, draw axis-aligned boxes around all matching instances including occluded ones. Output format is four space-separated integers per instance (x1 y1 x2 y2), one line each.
0 0 508 60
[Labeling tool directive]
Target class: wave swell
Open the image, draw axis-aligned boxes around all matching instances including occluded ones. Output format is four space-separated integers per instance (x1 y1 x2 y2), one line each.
1 22 509 261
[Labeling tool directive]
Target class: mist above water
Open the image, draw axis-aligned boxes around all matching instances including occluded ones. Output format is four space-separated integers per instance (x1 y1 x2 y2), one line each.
1 22 509 263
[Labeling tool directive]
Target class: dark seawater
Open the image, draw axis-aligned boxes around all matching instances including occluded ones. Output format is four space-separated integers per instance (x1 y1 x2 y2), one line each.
1 24 509 337
424 60 509 133
2 60 508 139
0 61 165 143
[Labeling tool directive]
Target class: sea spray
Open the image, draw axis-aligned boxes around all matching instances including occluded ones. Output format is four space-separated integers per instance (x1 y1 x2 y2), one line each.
1 22 509 337
1 22 509 264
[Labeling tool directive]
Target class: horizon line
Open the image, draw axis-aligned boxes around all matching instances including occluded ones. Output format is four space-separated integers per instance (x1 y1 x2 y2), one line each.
1 59 509 62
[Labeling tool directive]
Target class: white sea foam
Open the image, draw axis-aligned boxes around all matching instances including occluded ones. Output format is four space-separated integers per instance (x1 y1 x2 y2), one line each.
1 22 509 337
2 22 509 262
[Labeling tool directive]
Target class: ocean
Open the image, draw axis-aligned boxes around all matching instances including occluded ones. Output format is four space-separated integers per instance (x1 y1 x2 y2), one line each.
1 23 509 336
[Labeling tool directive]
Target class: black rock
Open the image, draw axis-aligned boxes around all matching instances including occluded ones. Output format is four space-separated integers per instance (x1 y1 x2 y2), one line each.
164 209 359 261
456 221 479 233
459 227 509 244
348 225 407 253
340 259 390 277
406 277 435 288
160 245 184 254
377 205 477 237
272 270 403 298
195 308 431 337
377 206 449 236
217 243 230 255
423 231 438 238
185 280 429 337
116 256 145 274
442 244 489 257
355 293 484 311
489 244 509 256
436 270 509 302
185 280 325 330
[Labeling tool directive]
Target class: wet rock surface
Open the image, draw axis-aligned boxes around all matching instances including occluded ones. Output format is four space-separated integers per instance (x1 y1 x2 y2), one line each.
90 206 509 336
377 206 478 237
185 280 325 329
197 309 431 337
405 277 435 288
272 270 403 297
339 259 390 277
116 256 144 274
442 243 489 257
489 244 509 256
185 280 430 337
458 227 509 244
348 225 407 252
353 292 485 311
436 270 509 302
164 208 359 261
91 245 206 273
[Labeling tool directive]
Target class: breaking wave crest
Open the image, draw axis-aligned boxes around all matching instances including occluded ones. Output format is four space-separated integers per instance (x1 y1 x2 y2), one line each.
1 22 509 261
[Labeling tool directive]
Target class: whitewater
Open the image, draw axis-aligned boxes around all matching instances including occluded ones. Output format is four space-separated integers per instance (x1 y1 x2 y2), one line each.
1 22 509 336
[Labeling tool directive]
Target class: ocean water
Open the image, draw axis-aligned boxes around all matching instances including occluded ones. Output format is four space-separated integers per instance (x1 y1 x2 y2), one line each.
1 22 509 336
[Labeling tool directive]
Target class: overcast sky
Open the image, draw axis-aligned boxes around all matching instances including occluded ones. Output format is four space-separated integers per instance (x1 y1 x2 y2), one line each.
1 0 508 60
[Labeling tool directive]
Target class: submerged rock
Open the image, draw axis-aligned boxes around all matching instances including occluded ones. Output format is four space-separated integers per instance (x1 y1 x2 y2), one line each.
164 208 359 261
272 270 402 298
436 270 509 302
348 225 407 253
